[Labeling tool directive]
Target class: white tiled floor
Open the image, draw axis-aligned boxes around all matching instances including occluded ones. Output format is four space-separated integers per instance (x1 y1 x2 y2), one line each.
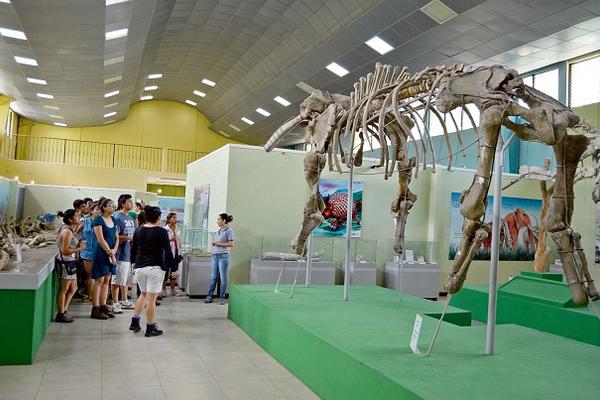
0 296 319 400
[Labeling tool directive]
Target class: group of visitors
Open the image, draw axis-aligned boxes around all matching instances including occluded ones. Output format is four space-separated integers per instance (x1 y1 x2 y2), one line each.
54 194 235 337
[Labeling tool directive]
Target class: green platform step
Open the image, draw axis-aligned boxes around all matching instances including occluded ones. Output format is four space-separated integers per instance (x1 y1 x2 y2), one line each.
450 273 600 346
229 285 600 400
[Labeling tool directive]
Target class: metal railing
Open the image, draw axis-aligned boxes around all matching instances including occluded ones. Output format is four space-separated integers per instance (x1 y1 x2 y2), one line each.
0 134 207 174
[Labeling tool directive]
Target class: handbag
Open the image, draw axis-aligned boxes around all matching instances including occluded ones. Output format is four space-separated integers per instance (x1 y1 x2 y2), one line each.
55 251 78 275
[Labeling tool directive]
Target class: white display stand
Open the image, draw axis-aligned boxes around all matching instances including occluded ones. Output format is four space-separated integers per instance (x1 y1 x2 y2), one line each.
250 258 335 285
344 262 377 285
185 255 213 296
384 261 440 299
549 263 565 281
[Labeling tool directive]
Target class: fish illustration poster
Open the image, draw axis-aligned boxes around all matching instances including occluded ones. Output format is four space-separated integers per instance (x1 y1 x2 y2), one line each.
314 179 363 237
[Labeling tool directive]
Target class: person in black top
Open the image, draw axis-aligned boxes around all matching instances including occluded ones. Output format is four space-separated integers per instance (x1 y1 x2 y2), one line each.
129 206 175 337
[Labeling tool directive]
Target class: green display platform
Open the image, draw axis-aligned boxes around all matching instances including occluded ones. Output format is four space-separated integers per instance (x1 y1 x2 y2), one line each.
229 285 600 400
450 274 600 346
519 271 564 282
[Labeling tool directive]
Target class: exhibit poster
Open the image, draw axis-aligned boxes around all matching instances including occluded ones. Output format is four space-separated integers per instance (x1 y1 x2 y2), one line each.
595 203 600 263
448 192 542 261
314 179 363 237
157 196 185 225
192 185 210 229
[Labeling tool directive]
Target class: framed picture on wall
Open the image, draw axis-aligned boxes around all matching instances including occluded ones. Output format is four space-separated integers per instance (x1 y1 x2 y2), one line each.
313 179 363 237
192 185 210 230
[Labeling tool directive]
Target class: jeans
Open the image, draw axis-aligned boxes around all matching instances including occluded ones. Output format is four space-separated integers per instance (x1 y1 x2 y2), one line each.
208 253 229 299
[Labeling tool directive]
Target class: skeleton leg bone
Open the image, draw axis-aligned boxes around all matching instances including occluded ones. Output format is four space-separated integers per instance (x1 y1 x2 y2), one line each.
391 157 417 253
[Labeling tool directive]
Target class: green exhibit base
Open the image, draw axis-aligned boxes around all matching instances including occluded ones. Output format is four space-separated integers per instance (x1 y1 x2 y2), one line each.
450 273 600 346
229 285 600 400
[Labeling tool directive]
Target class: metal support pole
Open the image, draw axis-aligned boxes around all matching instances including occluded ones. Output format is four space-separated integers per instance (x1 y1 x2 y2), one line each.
305 234 313 287
486 132 515 355
343 165 354 302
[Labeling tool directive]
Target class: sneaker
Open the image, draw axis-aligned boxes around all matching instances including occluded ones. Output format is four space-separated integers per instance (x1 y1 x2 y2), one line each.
55 312 74 323
145 324 163 337
129 318 141 333
160 290 167 297
204 297 213 304
174 287 186 297
112 303 123 314
219 299 227 305
100 305 115 318
91 306 109 320
121 301 135 310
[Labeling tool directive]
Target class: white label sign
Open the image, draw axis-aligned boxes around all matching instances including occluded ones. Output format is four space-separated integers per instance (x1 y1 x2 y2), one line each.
410 314 423 354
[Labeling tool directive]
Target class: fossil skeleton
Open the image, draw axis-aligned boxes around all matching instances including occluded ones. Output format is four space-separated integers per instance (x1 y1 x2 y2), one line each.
265 62 599 305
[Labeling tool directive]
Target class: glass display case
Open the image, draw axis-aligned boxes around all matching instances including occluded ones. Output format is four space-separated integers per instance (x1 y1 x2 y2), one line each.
254 235 334 262
181 226 211 256
352 238 377 263
387 240 440 263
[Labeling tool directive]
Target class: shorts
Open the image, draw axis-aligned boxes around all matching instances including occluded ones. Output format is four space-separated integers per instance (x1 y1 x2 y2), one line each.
61 268 78 280
135 266 164 294
111 261 131 286
127 265 137 285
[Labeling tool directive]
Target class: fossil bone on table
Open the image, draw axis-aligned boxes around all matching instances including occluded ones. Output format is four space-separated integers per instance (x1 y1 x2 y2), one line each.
265 62 599 306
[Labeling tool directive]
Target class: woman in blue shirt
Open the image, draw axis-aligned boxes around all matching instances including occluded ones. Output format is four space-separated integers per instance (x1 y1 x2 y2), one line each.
80 201 99 304
204 213 235 305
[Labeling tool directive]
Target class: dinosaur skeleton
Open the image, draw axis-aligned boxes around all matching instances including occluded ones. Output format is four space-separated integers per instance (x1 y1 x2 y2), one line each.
265 62 599 305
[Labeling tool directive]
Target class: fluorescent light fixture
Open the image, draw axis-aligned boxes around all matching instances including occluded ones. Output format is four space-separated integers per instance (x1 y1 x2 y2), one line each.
365 36 394 55
144 85 158 91
27 77 47 85
241 117 254 125
30 180 34 184
0 27 27 40
44 105 59 110
201 78 216 86
104 102 118 108
0 1 12 4
228 124 241 132
218 130 231 138
148 73 162 79
296 81 316 93
104 111 116 118
106 28 128 40
193 90 206 97
185 99 197 106
14 56 38 66
256 108 271 117
14 176 18 180
54 122 67 127
326 62 349 77
104 75 121 84
104 56 124 66
36 93 54 99
49 115 63 119
140 95 153 100
104 90 119 98
106 0 129 5
274 96 290 106
421 0 457 24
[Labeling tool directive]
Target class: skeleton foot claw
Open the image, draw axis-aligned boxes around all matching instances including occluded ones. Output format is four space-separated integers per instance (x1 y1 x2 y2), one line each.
444 274 465 294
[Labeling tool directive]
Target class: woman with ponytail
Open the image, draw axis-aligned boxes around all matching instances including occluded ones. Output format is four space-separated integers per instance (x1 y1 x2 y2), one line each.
204 213 235 305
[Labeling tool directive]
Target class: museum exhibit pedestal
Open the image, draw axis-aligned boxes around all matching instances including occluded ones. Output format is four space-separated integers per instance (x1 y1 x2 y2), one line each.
249 259 335 285
229 284 600 400
185 254 213 297
520 271 564 282
0 247 58 364
342 262 376 285
450 273 600 346
384 261 440 299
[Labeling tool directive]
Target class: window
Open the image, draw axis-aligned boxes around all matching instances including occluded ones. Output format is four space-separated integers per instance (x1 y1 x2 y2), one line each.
522 68 559 101
428 104 480 137
569 55 600 107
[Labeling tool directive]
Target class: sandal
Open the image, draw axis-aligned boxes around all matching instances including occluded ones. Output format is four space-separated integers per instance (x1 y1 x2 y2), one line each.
78 297 92 303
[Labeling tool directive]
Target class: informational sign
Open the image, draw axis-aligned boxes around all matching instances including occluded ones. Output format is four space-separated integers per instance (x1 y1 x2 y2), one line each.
410 314 423 354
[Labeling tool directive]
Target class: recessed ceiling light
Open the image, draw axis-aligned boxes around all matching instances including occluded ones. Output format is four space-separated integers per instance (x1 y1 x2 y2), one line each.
193 90 206 97
274 96 290 106
365 36 394 55
218 130 231 138
148 73 162 79
54 122 67 127
421 0 457 24
104 111 117 118
0 27 27 40
36 93 54 99
0 1 11 4
201 78 216 86
185 99 197 106
228 124 241 132
106 0 129 5
49 115 63 119
104 56 124 66
106 28 128 40
104 75 122 84
256 108 271 117
44 105 59 110
104 102 118 108
144 85 158 91
104 90 119 98
14 56 38 66
326 62 349 77
296 81 316 94
27 77 47 85
140 95 153 100
241 117 254 125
